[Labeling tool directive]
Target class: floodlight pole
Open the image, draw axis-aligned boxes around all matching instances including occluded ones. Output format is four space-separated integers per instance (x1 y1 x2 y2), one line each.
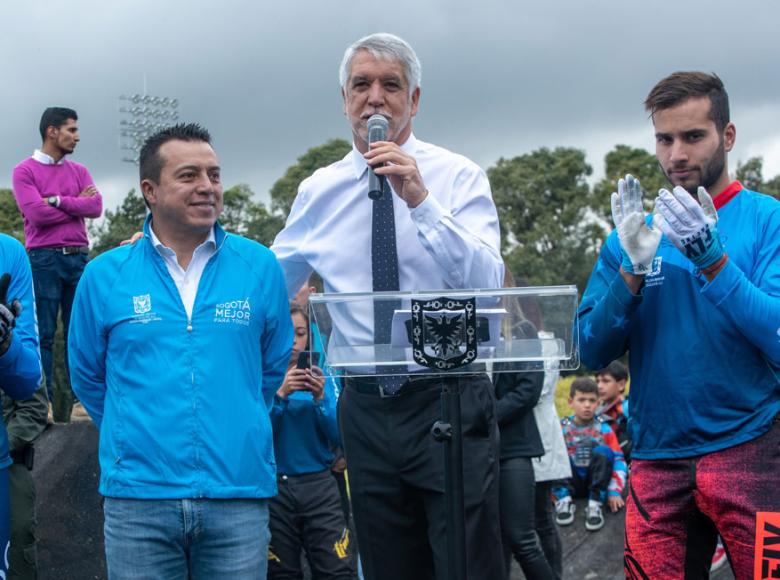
117 93 179 165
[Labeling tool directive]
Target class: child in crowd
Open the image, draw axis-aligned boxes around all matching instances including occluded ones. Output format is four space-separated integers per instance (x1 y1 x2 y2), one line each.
267 304 355 579
595 361 631 461
554 378 627 532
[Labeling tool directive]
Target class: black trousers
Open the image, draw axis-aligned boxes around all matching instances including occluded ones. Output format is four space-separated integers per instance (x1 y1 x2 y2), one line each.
499 457 555 580
268 470 356 579
339 375 504 580
559 447 614 503
8 463 37 580
534 481 563 580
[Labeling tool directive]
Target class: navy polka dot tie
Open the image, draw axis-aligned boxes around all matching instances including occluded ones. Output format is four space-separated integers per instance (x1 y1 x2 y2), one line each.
371 180 405 393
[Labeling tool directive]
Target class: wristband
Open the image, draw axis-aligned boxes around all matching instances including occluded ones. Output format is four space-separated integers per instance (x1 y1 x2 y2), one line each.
699 253 728 276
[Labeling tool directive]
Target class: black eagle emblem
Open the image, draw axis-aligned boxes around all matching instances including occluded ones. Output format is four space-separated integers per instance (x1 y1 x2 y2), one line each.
424 313 464 358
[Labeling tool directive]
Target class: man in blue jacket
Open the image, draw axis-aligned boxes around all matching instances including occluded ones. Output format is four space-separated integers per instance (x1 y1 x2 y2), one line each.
69 123 293 579
0 234 42 577
578 72 780 578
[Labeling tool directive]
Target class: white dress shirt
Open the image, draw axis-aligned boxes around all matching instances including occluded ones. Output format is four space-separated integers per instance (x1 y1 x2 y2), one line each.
32 149 65 165
272 133 504 348
149 225 217 320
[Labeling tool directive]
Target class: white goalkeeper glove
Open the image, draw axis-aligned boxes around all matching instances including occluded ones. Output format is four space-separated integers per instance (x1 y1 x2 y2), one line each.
610 174 662 275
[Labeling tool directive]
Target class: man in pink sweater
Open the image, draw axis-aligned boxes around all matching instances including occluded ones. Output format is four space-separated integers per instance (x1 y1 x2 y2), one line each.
11 107 102 411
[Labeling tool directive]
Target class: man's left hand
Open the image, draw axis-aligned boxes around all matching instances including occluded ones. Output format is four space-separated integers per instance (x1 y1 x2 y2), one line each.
121 232 144 246
0 273 22 356
653 186 724 271
365 141 428 208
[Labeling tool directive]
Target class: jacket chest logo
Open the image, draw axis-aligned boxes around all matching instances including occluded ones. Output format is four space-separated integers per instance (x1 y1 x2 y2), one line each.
133 294 152 314
130 293 161 325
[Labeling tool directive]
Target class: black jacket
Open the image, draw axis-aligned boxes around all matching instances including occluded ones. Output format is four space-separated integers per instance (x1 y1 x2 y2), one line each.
493 320 545 460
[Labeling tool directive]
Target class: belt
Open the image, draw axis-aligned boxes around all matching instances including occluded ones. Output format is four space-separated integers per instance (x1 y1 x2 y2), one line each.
277 469 331 483
344 374 440 398
32 246 89 255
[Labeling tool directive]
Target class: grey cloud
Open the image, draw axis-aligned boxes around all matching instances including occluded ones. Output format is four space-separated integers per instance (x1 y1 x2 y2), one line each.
2 0 779 212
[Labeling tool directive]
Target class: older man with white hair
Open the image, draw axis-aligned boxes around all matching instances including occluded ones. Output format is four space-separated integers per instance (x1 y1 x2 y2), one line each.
272 33 505 580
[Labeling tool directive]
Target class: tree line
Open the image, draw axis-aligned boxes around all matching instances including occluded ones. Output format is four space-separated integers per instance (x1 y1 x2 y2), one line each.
3 140 779 291
1 140 778 412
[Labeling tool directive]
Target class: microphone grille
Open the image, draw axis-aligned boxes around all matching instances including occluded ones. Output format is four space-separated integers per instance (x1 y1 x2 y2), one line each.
367 114 389 131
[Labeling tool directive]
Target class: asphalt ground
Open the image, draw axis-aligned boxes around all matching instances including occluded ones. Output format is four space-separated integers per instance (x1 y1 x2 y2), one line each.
32 422 736 580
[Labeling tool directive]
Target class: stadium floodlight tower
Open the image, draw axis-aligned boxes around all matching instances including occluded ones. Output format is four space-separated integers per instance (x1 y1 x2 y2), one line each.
118 93 179 164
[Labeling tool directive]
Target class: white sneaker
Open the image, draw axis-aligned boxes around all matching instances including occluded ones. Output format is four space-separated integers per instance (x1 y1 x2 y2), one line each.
555 497 575 526
585 500 604 531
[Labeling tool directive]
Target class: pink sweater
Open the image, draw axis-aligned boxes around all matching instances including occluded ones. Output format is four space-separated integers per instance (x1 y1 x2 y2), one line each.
12 157 103 249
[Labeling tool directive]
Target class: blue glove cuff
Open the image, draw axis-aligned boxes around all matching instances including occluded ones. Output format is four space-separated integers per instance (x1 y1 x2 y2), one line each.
687 225 724 269
620 249 636 275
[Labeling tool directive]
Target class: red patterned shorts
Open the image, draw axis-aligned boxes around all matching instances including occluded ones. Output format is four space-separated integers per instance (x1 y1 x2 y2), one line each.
625 416 780 580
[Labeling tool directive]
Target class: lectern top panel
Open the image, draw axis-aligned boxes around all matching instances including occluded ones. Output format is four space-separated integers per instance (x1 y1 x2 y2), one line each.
308 286 579 378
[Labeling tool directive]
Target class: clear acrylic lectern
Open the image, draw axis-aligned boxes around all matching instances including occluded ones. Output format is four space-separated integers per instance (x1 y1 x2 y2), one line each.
309 286 579 580
309 285 579 376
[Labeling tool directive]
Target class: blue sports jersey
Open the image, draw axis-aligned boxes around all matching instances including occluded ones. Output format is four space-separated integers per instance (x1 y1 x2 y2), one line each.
578 183 780 460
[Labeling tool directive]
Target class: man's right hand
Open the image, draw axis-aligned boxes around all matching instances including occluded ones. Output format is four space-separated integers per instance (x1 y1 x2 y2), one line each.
79 185 98 197
610 174 662 276
0 273 22 356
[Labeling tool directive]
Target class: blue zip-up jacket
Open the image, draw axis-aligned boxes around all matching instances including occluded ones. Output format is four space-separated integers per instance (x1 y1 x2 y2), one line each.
0 234 41 469
69 218 292 499
269 370 340 476
578 184 780 460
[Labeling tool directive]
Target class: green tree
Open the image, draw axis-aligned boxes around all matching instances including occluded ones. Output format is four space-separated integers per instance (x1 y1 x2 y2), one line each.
735 156 765 193
220 183 255 236
592 145 666 220
0 189 24 243
269 139 351 216
89 188 148 256
243 203 285 247
733 156 780 200
220 183 285 246
763 175 780 200
488 147 604 294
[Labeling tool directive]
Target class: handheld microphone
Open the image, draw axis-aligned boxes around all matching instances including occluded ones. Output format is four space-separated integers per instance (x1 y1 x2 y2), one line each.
367 114 388 200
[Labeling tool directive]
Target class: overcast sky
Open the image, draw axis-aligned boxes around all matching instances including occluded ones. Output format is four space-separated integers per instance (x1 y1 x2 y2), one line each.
3 0 780 213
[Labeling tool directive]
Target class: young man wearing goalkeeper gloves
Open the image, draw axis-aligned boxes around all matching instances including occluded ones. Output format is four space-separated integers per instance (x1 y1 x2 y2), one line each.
578 71 780 579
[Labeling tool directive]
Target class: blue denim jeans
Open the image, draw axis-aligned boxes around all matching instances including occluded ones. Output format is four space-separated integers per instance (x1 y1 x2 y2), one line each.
103 497 270 580
27 249 88 401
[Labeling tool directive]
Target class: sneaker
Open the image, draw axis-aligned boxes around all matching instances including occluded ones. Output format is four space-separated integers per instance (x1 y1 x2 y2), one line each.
585 501 605 531
710 539 728 572
555 497 575 526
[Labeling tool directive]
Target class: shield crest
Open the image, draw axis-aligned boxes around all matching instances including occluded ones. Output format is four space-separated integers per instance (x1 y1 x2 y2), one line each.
133 294 152 315
649 256 663 277
411 297 477 370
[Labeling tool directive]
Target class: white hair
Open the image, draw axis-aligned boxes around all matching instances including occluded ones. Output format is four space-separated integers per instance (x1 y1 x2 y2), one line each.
339 32 422 96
